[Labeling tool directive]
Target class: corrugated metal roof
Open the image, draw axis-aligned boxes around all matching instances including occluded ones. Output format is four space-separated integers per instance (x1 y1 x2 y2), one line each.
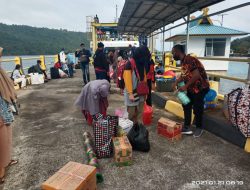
166 24 248 41
118 0 225 34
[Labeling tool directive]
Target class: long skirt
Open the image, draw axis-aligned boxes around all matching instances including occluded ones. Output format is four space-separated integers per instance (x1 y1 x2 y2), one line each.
0 121 12 168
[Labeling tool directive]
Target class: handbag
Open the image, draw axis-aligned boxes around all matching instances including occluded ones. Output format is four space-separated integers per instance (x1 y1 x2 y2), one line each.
136 81 149 96
132 62 149 96
92 113 118 158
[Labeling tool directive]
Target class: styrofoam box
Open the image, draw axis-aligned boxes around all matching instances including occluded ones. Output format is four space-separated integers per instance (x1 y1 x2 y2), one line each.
119 118 133 134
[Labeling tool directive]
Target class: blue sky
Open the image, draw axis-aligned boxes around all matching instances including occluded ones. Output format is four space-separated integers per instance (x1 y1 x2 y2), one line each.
0 0 249 50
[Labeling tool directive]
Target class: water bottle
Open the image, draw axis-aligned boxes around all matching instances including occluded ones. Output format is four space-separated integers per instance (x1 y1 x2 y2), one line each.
176 81 190 105
177 91 190 105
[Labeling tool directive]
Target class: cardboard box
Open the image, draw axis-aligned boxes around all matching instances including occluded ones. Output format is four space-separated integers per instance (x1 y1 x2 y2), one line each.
113 136 132 166
157 117 182 141
118 118 133 134
42 162 97 190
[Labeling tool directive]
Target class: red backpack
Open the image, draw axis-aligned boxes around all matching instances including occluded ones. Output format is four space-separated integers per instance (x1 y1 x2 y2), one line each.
116 58 139 89
116 59 128 89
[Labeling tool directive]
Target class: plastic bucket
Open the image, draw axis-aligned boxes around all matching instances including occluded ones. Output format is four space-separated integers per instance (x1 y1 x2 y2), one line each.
204 89 217 102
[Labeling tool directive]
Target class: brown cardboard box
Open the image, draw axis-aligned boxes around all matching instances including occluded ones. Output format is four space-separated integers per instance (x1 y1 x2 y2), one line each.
113 136 132 166
42 162 96 190
157 117 182 141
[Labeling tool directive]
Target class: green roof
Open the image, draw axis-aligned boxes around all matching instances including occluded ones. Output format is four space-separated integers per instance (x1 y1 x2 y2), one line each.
166 24 248 41
183 24 248 35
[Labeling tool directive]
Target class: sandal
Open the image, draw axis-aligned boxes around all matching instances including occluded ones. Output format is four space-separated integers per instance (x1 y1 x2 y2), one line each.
8 160 18 167
0 176 5 184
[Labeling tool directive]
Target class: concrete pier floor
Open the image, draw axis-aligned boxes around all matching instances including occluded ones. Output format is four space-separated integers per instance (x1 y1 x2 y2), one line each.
1 68 250 190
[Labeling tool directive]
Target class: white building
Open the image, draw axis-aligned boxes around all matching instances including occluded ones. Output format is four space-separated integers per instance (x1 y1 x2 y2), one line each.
165 8 248 73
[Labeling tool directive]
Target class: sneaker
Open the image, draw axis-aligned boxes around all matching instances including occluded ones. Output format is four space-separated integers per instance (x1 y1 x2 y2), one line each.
193 128 204 138
181 126 193 135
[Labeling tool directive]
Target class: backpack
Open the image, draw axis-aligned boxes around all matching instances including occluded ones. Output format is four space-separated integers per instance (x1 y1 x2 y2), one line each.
79 49 89 63
28 66 36 74
116 60 128 89
227 86 250 137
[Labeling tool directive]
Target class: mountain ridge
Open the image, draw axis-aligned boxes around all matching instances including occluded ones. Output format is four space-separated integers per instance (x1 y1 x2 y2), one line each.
0 23 90 56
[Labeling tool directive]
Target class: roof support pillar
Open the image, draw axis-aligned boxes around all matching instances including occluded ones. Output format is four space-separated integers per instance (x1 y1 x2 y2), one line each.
186 9 190 54
247 62 250 84
162 26 165 63
151 32 154 53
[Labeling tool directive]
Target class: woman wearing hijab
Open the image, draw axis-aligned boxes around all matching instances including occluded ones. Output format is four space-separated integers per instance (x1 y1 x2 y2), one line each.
0 47 18 184
11 64 27 88
75 79 111 122
123 47 147 124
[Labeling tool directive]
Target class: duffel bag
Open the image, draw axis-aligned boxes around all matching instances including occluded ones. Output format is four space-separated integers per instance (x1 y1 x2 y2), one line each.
92 113 118 158
227 86 250 137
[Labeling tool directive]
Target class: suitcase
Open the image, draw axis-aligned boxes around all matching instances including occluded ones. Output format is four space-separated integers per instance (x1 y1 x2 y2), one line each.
50 67 60 79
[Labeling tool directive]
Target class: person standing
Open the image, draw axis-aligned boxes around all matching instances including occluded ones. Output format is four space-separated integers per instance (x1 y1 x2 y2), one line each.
123 47 147 125
146 58 155 106
59 48 69 75
113 49 120 82
76 43 91 85
66 52 75 78
0 47 18 184
11 64 27 89
59 48 66 64
93 42 109 81
172 44 209 138
107 51 114 81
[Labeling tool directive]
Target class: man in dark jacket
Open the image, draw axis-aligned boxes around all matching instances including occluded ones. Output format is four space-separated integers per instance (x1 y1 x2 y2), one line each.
93 42 109 81
76 43 91 85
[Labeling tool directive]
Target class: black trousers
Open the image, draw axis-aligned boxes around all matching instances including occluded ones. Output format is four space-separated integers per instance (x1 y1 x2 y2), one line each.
42 70 48 79
146 79 152 106
182 88 209 128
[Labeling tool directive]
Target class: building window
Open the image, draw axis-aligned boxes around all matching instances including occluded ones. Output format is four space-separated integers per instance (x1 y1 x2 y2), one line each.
205 38 226 56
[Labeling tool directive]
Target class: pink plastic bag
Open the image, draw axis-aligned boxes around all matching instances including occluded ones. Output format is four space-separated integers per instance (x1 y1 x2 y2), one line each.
115 108 128 118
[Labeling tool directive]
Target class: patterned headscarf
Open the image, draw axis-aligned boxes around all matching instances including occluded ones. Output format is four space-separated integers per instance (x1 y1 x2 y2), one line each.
0 47 17 103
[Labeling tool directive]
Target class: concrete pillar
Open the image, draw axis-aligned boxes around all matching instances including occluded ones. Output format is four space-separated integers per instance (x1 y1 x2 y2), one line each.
54 55 59 63
164 53 172 71
152 52 156 63
14 56 24 74
40 55 46 70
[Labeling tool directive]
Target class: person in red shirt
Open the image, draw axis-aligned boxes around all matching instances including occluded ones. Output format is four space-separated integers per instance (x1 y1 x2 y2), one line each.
172 44 209 138
146 58 155 106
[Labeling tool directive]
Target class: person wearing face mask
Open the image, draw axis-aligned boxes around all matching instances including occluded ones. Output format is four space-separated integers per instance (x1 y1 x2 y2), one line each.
172 44 209 138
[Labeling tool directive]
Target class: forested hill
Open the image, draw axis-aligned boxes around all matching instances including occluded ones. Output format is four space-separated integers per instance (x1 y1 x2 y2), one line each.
0 23 89 55
231 35 250 55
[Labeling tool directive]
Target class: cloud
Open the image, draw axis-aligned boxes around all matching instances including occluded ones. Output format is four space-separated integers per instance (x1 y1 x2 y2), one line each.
0 0 249 51
0 0 125 31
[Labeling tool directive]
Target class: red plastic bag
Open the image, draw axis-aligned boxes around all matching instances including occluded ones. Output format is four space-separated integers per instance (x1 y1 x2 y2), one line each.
143 104 153 125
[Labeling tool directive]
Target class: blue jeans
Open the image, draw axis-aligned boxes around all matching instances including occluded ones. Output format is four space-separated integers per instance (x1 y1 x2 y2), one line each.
68 64 74 77
80 62 90 84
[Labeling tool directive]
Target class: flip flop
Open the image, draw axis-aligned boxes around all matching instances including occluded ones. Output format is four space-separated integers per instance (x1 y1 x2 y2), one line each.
8 160 18 167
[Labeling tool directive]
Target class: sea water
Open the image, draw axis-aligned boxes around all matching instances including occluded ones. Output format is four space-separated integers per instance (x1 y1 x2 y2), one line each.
1 56 248 95
0 55 55 74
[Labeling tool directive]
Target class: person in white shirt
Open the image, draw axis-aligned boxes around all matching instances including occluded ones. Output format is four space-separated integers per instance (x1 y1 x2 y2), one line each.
59 48 66 64
11 65 26 88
